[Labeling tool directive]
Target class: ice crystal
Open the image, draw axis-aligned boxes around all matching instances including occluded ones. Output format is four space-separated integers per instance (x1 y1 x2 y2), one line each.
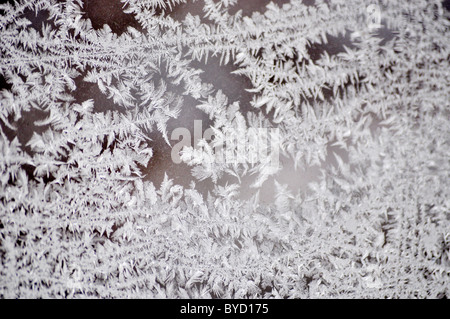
0 0 449 298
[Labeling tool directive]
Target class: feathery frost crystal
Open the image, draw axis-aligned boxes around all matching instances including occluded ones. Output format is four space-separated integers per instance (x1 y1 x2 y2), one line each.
0 0 449 298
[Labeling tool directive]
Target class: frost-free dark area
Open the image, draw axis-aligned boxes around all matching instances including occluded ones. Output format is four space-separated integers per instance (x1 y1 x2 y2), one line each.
83 0 142 34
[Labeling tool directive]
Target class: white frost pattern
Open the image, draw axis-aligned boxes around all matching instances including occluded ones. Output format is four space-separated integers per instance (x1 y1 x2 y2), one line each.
0 0 449 298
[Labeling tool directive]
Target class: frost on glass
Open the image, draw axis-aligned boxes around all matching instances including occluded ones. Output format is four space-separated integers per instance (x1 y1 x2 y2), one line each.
0 0 449 298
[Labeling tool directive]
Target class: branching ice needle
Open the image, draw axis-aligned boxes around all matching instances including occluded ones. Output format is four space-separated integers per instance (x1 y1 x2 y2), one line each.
0 0 448 299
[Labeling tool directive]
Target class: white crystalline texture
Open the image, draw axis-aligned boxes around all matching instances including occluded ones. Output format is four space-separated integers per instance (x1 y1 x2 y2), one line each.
0 0 449 298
